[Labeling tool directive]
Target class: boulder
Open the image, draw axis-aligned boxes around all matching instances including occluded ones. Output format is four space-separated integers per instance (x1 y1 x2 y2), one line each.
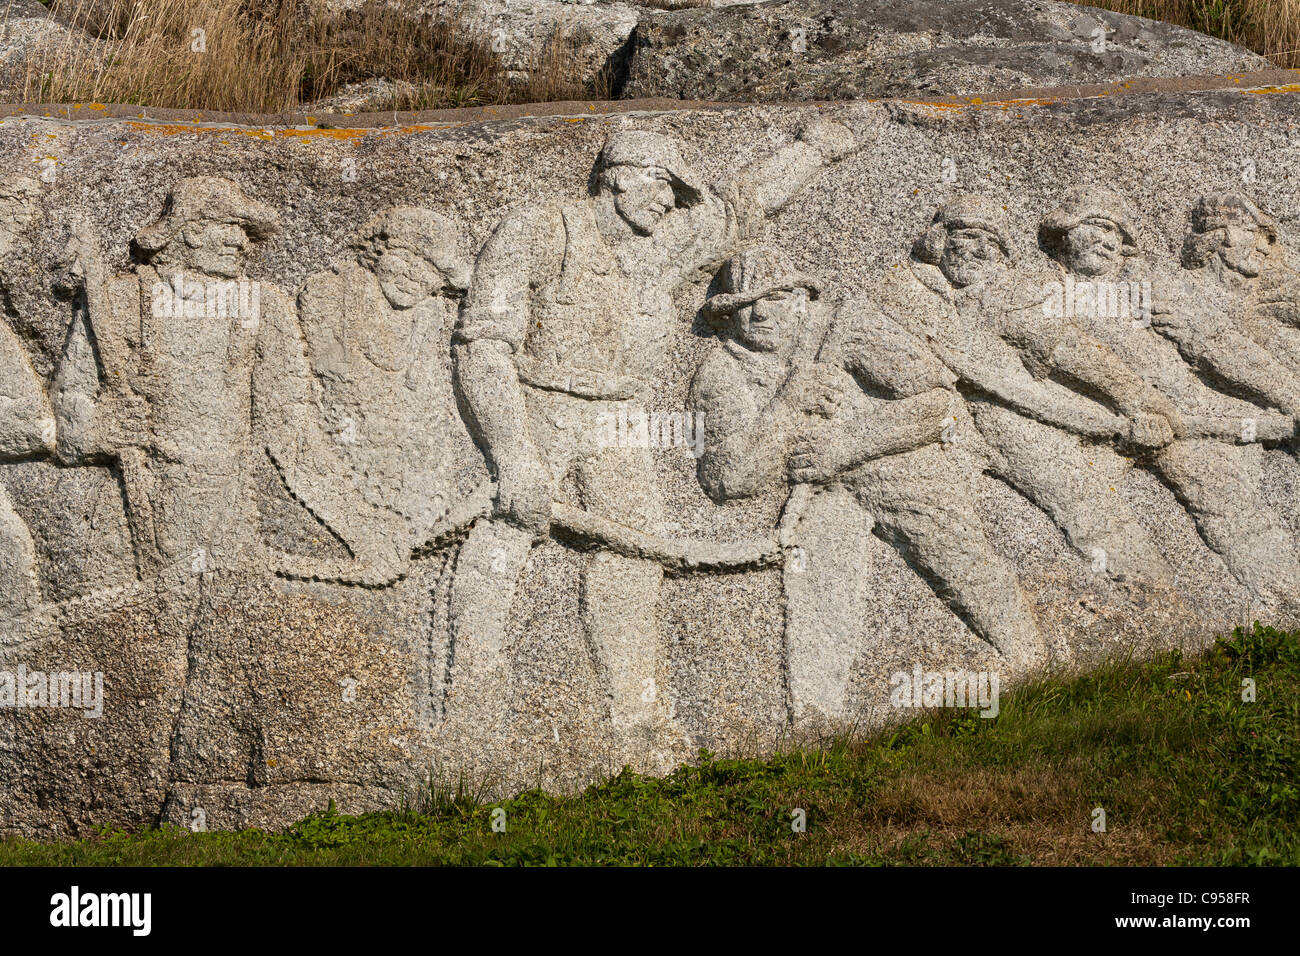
2 77 1300 833
621 0 1274 100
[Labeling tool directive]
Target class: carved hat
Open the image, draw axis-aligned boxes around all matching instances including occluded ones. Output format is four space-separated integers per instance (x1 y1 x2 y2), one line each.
596 130 706 207
1039 186 1138 255
914 195 1013 264
702 245 822 321
350 206 471 292
132 177 280 256
1189 193 1278 240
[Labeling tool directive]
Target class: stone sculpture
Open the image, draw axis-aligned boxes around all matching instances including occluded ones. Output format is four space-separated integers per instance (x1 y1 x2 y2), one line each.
878 195 1179 591
1041 187 1300 610
690 246 1049 724
256 206 472 587
0 175 54 632
445 122 858 765
51 177 286 589
6 87 1300 834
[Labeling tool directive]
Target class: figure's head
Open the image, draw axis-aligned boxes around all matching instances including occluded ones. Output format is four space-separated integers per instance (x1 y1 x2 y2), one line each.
1182 193 1278 279
703 246 821 354
595 130 705 236
1040 186 1138 277
913 196 1013 288
352 207 470 309
132 177 279 278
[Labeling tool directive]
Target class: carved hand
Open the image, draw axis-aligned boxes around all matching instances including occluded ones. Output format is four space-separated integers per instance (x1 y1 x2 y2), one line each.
1137 387 1185 438
787 422 852 485
495 458 555 540
1127 412 1176 450
784 361 855 419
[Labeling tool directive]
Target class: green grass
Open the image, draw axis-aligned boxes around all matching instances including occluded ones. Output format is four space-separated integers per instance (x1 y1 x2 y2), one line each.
2 623 1296 866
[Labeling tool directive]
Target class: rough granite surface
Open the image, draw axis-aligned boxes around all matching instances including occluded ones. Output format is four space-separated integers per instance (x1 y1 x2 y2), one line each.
622 0 1273 100
2 77 1300 834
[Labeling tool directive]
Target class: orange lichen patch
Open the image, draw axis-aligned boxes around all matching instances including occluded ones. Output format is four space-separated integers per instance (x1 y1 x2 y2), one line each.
89 104 106 111
118 120 467 143
276 127 372 143
899 100 971 112
1245 83 1300 95
995 97 1059 110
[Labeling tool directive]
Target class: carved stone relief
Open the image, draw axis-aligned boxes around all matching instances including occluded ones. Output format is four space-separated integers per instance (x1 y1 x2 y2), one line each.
3 97 1300 831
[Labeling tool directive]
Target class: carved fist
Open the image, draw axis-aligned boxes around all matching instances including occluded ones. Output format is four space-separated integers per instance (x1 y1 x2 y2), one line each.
798 120 857 163
495 459 554 540
1140 391 1184 438
788 423 852 485
1127 412 1175 450
355 531 408 587
787 362 855 419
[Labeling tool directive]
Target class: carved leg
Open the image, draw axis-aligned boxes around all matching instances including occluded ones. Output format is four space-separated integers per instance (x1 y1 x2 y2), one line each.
0 488 40 627
1153 439 1300 611
862 446 1055 670
443 518 534 731
783 483 875 726
973 403 1173 588
576 443 686 769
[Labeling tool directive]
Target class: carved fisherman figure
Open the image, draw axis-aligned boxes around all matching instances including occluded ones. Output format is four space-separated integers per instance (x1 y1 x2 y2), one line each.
880 196 1177 591
257 207 471 584
0 175 55 628
1160 193 1300 408
690 247 1048 723
449 123 858 764
1040 187 1300 609
53 177 285 583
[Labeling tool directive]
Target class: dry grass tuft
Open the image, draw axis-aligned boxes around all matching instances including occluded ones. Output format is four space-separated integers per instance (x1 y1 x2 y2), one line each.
1081 0 1300 67
14 0 605 111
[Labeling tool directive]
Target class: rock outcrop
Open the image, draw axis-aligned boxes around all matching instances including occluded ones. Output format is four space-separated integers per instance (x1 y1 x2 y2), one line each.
2 74 1300 834
621 0 1274 100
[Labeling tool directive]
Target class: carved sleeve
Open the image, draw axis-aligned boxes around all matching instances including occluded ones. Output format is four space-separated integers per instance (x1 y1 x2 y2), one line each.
673 126 852 282
828 298 957 398
1000 302 1161 418
1154 284 1300 417
0 321 54 460
689 352 790 502
455 204 564 353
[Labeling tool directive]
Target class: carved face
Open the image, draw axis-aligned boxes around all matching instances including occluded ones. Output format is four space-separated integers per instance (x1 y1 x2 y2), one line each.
939 227 1003 288
178 221 249 278
735 289 806 353
608 166 676 235
1209 223 1272 278
1063 217 1124 277
373 244 442 309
